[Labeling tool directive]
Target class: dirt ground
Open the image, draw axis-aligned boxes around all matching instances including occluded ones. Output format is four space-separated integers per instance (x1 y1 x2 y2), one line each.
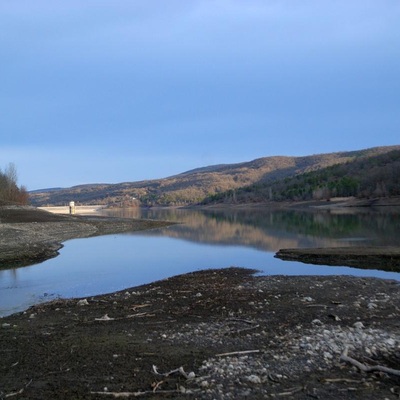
1 268 399 399
1 206 400 399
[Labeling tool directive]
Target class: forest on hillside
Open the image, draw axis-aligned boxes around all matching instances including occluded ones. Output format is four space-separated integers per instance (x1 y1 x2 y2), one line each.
0 163 29 206
202 150 400 205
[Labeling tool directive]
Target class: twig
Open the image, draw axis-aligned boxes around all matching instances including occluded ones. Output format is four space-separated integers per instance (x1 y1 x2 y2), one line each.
270 386 303 397
340 346 400 376
127 312 155 318
5 379 32 398
90 390 180 397
5 389 24 398
306 304 328 308
322 378 364 384
227 318 257 324
215 350 260 357
130 304 151 311
151 380 164 392
152 365 192 379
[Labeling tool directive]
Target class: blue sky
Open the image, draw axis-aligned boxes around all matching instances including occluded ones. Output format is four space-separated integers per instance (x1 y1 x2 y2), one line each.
1 1 399 190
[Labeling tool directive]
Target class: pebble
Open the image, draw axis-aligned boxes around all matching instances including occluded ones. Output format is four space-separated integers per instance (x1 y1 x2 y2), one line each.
246 375 261 384
142 276 400 399
77 299 89 306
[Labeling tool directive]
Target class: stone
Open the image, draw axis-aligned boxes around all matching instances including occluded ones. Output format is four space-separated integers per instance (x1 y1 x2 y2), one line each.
246 375 261 384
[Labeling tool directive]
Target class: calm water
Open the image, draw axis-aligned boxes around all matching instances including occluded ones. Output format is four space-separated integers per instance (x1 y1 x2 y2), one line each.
1 207 400 316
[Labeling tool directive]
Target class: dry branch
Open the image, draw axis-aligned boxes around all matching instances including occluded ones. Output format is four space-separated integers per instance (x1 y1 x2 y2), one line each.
340 346 400 376
90 390 180 397
215 350 260 357
152 365 194 379
270 386 303 397
227 318 257 324
94 314 115 321
5 379 32 398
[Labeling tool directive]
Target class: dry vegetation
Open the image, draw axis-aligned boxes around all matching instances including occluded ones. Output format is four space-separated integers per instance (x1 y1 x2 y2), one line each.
0 163 28 206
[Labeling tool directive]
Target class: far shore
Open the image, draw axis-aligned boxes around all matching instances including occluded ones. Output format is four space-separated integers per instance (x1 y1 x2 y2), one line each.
197 196 400 210
38 205 106 215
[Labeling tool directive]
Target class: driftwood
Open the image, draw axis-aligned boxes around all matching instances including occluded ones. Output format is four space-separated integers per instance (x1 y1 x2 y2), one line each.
340 346 400 376
215 350 260 357
90 390 181 397
270 386 303 397
152 365 194 379
94 314 115 321
5 379 32 398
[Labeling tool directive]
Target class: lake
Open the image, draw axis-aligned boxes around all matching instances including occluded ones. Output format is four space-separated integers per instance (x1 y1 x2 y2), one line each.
1 207 400 317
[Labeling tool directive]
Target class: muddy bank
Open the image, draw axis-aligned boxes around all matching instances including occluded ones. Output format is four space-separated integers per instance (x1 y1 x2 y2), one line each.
0 206 173 269
275 247 400 273
1 267 399 399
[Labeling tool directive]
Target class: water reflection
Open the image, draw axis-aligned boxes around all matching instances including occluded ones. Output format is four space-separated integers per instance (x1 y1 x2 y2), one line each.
100 207 400 251
1 207 400 317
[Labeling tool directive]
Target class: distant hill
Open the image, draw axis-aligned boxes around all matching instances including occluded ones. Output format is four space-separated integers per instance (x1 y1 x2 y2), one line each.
202 148 400 205
29 146 400 207
29 187 64 193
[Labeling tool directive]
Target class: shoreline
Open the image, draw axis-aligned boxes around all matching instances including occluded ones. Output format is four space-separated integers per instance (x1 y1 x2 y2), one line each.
38 205 106 215
0 206 174 269
196 196 400 210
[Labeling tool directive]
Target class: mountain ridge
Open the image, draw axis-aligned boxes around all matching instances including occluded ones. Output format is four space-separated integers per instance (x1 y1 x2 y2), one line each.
29 145 400 207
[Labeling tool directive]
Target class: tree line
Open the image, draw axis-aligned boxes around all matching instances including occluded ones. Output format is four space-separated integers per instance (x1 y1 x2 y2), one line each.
0 163 29 205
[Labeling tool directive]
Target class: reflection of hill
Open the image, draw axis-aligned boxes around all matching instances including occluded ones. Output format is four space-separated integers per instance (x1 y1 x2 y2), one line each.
101 208 400 252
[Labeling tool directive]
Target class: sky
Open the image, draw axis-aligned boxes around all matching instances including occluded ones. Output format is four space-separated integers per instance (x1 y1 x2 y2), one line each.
1 1 399 190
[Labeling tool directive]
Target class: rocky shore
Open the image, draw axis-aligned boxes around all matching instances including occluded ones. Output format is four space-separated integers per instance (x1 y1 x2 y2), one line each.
1 268 399 399
1 206 399 399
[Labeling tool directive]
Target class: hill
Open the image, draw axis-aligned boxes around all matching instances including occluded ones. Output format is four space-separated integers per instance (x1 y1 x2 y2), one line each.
29 145 400 207
202 148 400 205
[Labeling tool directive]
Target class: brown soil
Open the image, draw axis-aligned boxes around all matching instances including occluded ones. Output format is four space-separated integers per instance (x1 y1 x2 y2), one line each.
1 206 400 399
